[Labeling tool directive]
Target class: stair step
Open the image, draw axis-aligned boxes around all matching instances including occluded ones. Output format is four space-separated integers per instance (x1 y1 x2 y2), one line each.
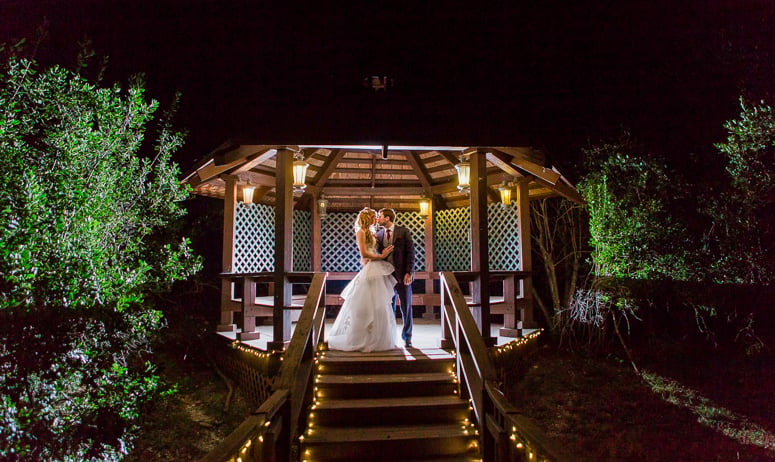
311 395 470 426
300 423 479 460
318 349 455 375
315 372 457 399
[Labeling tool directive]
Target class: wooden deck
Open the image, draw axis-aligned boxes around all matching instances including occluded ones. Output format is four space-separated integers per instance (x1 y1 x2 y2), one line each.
217 317 537 351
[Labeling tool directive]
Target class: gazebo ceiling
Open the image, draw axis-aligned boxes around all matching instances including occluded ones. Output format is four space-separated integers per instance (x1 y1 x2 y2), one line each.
182 142 582 211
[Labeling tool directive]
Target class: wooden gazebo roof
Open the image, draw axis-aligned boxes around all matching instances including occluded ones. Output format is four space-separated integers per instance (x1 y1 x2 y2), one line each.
182 142 581 211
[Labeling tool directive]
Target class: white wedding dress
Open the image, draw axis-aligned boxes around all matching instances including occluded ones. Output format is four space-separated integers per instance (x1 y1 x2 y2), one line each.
327 249 398 352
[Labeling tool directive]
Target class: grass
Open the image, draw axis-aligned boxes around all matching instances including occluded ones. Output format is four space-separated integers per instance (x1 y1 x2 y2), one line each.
506 341 775 461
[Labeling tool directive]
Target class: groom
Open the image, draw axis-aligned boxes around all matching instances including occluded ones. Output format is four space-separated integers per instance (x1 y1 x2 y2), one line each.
376 208 415 348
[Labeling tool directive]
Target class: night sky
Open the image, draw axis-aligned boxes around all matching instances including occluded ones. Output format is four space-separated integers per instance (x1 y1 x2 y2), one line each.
2 1 773 175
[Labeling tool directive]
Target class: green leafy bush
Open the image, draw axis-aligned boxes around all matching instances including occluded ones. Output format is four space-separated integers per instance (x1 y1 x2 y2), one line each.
702 98 775 284
0 53 200 461
578 132 693 280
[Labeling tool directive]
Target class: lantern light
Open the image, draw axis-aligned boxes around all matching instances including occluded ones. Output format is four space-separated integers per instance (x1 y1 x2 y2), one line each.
242 185 255 204
293 152 309 192
498 182 513 206
317 194 329 219
455 156 470 191
418 196 430 219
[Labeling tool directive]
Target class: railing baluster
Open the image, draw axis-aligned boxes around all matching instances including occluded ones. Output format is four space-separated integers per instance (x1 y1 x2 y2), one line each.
439 271 567 462
201 272 327 462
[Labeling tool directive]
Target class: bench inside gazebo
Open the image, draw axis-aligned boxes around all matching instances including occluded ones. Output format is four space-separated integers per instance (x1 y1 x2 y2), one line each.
182 143 582 350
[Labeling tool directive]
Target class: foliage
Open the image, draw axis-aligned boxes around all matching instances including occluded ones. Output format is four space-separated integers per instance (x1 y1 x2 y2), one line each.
577 132 694 280
0 50 200 461
702 98 775 284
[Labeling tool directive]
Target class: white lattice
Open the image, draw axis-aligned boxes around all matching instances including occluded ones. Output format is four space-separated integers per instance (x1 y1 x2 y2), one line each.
234 203 275 272
293 210 311 271
395 212 426 272
488 202 520 270
435 207 471 271
234 203 519 274
434 205 521 271
321 212 361 272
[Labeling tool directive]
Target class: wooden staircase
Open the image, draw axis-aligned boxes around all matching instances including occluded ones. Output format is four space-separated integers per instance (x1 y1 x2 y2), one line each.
299 348 481 461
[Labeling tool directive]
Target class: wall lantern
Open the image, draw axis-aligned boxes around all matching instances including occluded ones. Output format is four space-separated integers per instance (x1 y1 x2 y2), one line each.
418 196 430 219
293 152 309 192
242 184 255 204
498 182 513 206
317 194 329 219
455 155 470 192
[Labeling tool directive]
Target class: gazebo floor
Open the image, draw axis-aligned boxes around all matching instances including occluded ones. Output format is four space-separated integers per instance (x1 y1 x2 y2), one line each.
217 318 538 351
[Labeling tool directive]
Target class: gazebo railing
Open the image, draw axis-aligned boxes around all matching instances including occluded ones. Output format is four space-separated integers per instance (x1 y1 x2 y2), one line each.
202 271 327 462
439 271 568 462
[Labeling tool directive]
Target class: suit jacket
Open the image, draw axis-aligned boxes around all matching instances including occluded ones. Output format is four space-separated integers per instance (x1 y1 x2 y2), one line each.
376 225 414 280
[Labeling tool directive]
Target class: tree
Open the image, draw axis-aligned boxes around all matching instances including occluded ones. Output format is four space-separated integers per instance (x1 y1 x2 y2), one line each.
0 49 200 460
703 98 775 284
530 197 587 332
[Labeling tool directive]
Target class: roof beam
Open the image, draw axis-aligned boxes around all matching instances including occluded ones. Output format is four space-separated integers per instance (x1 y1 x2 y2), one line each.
311 149 346 188
486 151 524 179
403 151 434 195
215 144 274 166
234 148 277 174
321 186 425 196
491 148 560 185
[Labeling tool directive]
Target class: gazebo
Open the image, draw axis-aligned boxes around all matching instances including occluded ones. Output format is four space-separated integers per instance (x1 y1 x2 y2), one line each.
182 143 581 350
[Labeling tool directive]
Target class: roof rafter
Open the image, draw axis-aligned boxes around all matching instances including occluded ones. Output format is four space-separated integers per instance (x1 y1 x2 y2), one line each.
403 150 434 195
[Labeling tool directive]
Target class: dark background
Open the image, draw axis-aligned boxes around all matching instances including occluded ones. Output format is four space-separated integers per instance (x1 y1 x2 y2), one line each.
2 0 773 175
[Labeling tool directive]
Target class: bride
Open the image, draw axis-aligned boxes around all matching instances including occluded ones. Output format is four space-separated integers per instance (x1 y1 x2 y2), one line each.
328 208 398 352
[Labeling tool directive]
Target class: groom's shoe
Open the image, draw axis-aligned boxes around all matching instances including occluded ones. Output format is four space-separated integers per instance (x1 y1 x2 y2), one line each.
404 340 412 348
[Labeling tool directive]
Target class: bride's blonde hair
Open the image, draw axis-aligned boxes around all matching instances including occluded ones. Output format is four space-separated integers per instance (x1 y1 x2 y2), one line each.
354 208 377 248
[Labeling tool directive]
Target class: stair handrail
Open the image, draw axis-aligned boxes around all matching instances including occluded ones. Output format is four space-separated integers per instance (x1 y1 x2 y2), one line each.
439 271 568 462
201 271 327 462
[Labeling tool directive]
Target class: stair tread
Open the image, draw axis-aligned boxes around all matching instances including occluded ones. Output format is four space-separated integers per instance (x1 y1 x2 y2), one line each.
321 348 454 360
317 372 455 385
318 349 455 364
314 395 467 410
303 423 475 444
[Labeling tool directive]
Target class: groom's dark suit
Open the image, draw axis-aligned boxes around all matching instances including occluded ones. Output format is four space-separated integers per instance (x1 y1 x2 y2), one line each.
376 224 415 344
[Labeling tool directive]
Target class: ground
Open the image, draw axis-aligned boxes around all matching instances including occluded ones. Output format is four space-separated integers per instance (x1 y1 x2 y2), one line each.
125 339 250 462
129 334 775 461
507 341 775 461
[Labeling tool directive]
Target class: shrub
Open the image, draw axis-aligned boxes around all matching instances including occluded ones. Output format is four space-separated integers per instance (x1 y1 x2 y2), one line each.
0 51 200 460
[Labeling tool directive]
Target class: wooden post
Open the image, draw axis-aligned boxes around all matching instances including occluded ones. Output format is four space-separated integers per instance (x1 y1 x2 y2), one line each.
238 276 260 340
516 180 538 333
498 274 520 337
311 191 322 272
218 175 237 332
269 147 295 350
422 198 438 319
469 148 493 345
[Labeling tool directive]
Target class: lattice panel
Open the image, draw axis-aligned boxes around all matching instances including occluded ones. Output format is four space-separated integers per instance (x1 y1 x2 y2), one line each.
234 203 275 272
321 212 361 272
320 211 427 272
293 210 311 271
395 212 426 272
215 344 281 407
488 202 521 270
434 205 522 271
435 207 471 271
